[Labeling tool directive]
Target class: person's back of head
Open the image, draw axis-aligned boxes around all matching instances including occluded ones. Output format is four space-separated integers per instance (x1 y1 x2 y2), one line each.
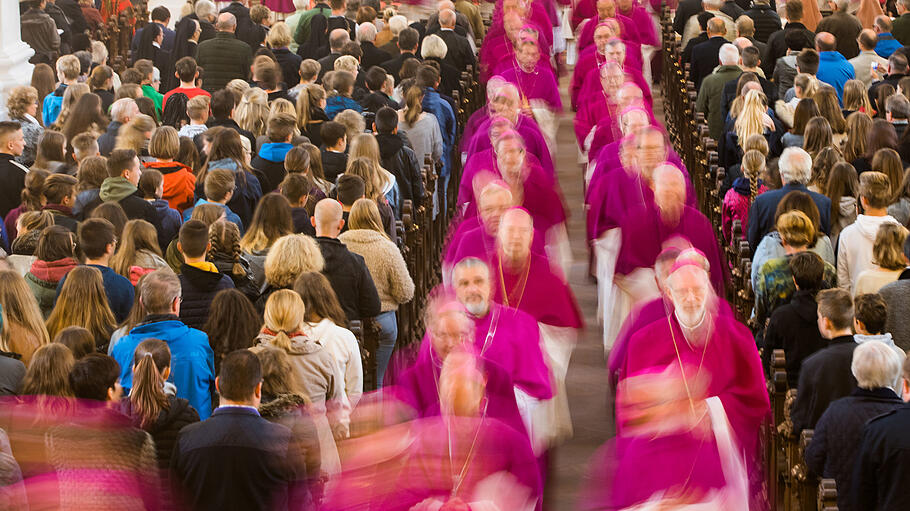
374 106 398 134
855 293 889 335
43 173 77 206
852 339 902 390
875 15 893 33
416 65 440 89
186 95 210 124
777 209 817 248
783 30 807 53
216 12 238 33
321 121 346 149
718 43 739 66
71 133 99 162
139 269 181 316
785 0 803 21
299 59 321 83
78 217 116 261
789 251 825 293
266 112 296 144
56 55 81 83
706 17 726 37
358 22 377 43
175 57 198 85
860 171 892 211
211 89 235 120
815 32 836 52
858 29 878 52
398 27 419 53
365 66 388 92
279 173 311 206
816 288 854 336
329 28 350 53
796 48 820 75
217 349 262 405
178 219 211 260
69 353 121 401
890 52 910 74
336 173 366 207
741 45 760 69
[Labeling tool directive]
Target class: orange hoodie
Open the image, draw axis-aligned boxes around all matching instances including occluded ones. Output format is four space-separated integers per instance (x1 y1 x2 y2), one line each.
144 161 196 213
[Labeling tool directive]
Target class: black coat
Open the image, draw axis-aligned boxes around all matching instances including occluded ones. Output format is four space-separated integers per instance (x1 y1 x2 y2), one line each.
376 132 424 207
121 395 200 469
273 48 303 88
381 52 421 84
360 41 391 71
301 109 328 147
815 11 862 60
170 406 301 511
805 387 903 511
251 153 287 194
424 56 462 101
720 73 778 123
681 32 708 65
852 403 910 510
763 22 815 77
437 29 475 72
359 91 399 113
196 31 253 93
673 0 703 35
81 189 159 227
745 4 782 42
316 237 381 321
317 52 341 81
320 149 347 184
205 117 257 154
747 183 832 250
0 154 28 219
178 263 235 330
790 336 858 434
690 36 728 89
762 290 828 387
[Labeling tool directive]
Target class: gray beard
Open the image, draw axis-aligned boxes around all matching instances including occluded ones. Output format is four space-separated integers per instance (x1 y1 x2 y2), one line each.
465 301 489 317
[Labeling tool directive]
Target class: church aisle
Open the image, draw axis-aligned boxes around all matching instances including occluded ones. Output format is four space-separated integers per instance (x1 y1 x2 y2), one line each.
546 72 615 509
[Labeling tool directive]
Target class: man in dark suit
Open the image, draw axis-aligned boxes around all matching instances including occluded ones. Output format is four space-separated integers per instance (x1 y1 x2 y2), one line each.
763 0 816 76
690 17 730 89
171 350 306 511
381 27 421 83
748 147 832 251
436 8 475 71
719 46 778 122
674 0 704 36
317 28 351 80
426 0 474 40
131 6 177 54
357 23 391 70
220 0 255 49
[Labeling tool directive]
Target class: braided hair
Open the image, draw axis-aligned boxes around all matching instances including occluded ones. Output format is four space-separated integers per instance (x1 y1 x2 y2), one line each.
741 150 766 205
208 219 246 277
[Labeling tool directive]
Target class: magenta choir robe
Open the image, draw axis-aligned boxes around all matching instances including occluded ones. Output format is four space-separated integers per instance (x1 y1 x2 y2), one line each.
465 115 554 176
379 416 543 510
445 221 547 267
416 303 554 400
392 347 529 438
574 88 617 149
586 107 661 159
494 62 563 111
445 215 484 262
586 137 684 194
617 3 658 46
490 0 555 48
610 313 769 508
577 14 643 54
488 251 584 329
616 203 728 294
571 47 651 111
461 107 493 153
479 34 519 82
585 165 657 242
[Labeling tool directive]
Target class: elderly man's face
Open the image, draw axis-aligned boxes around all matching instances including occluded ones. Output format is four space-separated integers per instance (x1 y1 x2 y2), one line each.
621 110 649 135
594 27 614 52
654 169 686 218
597 0 616 18
668 267 710 327
601 68 625 96
605 42 625 64
430 312 472 359
479 190 512 235
517 43 540 69
498 211 533 261
635 132 667 173
454 265 492 317
496 138 526 183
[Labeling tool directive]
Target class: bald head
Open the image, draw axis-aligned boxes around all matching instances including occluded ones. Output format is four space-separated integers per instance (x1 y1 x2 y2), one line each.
439 8 456 27
313 198 344 237
858 29 878 51
653 164 687 220
479 181 514 234
497 208 534 263
815 32 836 52
216 12 237 31
706 17 726 37
733 37 752 52
330 28 350 51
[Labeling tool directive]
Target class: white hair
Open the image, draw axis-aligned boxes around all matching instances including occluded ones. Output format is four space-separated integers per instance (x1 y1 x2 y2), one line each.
718 43 740 66
852 340 903 390
293 0 308 10
421 34 448 59
779 147 813 185
389 15 408 36
110 98 137 123
195 0 216 20
357 22 377 42
439 8 456 27
833 0 849 11
90 40 108 65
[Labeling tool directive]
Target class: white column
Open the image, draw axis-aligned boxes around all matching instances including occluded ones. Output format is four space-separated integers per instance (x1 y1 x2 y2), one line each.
0 0 35 120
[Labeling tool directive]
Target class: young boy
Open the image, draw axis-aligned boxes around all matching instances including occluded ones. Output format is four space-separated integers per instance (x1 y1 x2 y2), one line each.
178 95 210 139
279 173 316 236
320 121 347 183
70 132 100 165
251 113 296 193
139 168 182 251
183 168 244 232
854 293 906 358
134 59 164 119
176 219 234 330
163 56 210 110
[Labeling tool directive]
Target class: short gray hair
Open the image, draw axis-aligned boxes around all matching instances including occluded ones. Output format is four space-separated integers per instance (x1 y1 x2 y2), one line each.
852 340 903 389
389 15 408 35
779 147 813 185
421 34 448 59
90 40 108 65
216 12 237 31
439 8 456 27
718 43 739 66
139 269 181 315
110 98 137 123
453 257 491 281
195 0 216 20
703 0 722 9
833 0 849 11
357 22 377 42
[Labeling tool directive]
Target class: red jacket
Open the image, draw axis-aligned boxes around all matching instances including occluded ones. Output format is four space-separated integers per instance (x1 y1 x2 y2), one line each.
143 161 196 212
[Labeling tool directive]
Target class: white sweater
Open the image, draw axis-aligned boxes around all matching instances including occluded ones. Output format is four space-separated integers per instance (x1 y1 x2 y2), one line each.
836 214 899 294
305 318 364 408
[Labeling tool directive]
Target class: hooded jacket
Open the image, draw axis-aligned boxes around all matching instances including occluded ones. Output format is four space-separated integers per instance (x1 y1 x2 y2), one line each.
198 158 262 228
375 132 424 208
143 161 196 211
111 316 215 419
837 214 900 294
178 263 234 330
251 142 292 194
854 333 906 359
84 177 159 226
149 198 182 251
324 95 363 119
25 257 78 317
304 318 363 407
762 289 829 387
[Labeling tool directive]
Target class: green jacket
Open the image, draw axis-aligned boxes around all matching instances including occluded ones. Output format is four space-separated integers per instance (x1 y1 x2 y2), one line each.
141 84 163 119
893 13 910 46
294 3 332 47
695 65 742 142
195 31 253 93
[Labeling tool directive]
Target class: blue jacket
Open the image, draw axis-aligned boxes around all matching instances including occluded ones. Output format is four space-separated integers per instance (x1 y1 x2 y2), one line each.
875 33 903 58
183 198 244 233
56 264 135 323
42 84 67 127
816 51 856 103
111 317 215 418
747 183 832 251
151 198 182 251
421 87 455 176
195 158 262 228
325 95 363 119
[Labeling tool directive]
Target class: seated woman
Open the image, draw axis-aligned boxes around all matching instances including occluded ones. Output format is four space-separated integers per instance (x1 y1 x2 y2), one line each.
855 223 909 295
